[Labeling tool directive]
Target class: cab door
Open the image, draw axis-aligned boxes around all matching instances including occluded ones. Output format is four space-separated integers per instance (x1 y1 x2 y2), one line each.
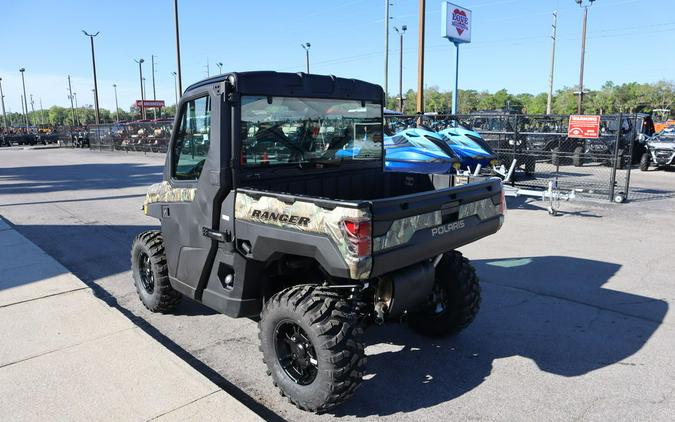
160 88 225 299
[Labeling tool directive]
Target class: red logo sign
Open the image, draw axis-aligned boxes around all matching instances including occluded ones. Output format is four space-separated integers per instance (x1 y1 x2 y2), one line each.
135 100 165 108
452 9 469 36
568 115 600 138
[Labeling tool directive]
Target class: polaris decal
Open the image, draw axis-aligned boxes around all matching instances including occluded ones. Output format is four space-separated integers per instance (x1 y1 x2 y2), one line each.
431 220 465 237
251 209 311 227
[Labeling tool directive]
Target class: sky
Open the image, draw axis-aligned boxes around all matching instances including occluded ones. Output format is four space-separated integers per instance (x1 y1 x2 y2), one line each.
1 0 673 112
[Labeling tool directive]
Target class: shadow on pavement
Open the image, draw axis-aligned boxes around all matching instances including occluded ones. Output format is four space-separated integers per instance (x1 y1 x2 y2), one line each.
7 220 668 419
335 256 667 417
8 221 281 421
0 163 163 195
505 196 602 218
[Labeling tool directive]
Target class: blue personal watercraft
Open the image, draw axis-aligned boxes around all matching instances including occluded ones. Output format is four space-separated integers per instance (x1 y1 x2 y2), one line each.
437 126 497 169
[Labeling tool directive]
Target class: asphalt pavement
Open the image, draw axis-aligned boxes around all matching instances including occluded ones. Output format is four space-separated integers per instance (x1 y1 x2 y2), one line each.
0 148 673 421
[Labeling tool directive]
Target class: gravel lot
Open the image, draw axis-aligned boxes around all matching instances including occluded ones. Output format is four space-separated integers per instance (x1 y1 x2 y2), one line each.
1 148 673 421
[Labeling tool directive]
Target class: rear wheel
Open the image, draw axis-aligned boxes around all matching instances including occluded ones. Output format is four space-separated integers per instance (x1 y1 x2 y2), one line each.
551 147 560 166
259 285 366 412
408 251 481 337
573 146 584 167
639 152 650 171
616 148 626 170
130 230 181 312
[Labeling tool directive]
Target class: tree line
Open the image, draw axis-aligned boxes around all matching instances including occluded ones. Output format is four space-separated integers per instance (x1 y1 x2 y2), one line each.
2 104 177 127
387 80 674 118
2 79 673 127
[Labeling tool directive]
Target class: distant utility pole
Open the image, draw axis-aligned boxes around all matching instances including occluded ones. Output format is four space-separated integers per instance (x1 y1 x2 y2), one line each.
19 68 30 132
74 92 79 126
151 55 158 118
143 77 147 101
394 25 407 112
0 77 7 130
171 72 178 106
134 58 146 119
173 0 183 95
82 30 101 124
416 0 425 113
39 98 45 125
546 10 558 115
575 0 596 114
204 57 210 77
384 0 391 97
29 94 35 119
301 43 311 73
67 75 76 127
113 84 119 122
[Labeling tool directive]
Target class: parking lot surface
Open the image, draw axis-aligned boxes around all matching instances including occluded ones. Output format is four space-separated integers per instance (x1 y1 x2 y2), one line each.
1 148 673 421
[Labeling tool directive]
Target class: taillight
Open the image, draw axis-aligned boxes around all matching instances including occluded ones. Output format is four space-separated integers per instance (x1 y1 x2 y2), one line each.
499 190 507 215
342 218 372 257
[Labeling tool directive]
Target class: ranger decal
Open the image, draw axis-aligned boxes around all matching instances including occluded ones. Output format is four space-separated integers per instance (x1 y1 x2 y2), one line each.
250 210 310 226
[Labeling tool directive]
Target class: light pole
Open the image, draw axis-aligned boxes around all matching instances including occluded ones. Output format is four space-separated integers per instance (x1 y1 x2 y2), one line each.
301 42 311 73
134 58 146 119
0 77 7 130
173 0 183 94
82 30 101 124
575 0 596 114
19 68 29 133
171 72 178 106
394 25 407 113
113 84 119 122
216 62 223 74
142 77 147 102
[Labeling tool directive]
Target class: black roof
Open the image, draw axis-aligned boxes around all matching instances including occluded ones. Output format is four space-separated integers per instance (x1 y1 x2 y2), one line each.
185 71 383 102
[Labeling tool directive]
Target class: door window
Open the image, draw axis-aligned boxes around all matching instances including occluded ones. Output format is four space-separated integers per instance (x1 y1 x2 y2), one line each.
172 96 211 180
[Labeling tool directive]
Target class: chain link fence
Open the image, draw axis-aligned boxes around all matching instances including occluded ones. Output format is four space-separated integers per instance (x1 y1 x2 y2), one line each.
385 113 655 202
87 120 173 153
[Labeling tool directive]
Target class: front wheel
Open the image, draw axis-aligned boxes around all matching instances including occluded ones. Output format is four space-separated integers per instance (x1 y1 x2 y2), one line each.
408 251 481 337
259 285 366 412
130 230 181 312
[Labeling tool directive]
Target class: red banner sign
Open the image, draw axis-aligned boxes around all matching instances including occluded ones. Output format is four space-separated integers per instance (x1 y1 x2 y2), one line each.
135 100 165 108
568 115 600 138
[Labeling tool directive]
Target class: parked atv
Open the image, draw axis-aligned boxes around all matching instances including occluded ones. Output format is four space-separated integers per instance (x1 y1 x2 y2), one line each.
574 114 654 169
131 72 505 412
640 128 675 171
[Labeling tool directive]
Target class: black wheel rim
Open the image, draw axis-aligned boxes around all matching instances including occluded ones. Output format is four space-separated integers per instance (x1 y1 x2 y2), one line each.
274 321 318 385
429 282 448 315
138 251 155 294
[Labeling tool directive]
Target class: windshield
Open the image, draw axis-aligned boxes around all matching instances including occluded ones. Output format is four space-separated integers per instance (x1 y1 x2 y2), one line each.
386 132 446 153
241 96 382 168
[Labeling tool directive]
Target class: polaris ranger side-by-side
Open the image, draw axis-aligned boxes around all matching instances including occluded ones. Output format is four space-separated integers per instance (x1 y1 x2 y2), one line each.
131 72 505 412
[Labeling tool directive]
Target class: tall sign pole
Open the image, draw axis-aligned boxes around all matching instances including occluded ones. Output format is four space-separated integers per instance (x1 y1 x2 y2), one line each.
173 0 183 95
416 0 425 113
546 11 558 115
441 2 471 115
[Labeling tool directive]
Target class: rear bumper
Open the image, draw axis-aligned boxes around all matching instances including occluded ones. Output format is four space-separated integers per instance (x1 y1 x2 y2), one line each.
370 213 502 277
